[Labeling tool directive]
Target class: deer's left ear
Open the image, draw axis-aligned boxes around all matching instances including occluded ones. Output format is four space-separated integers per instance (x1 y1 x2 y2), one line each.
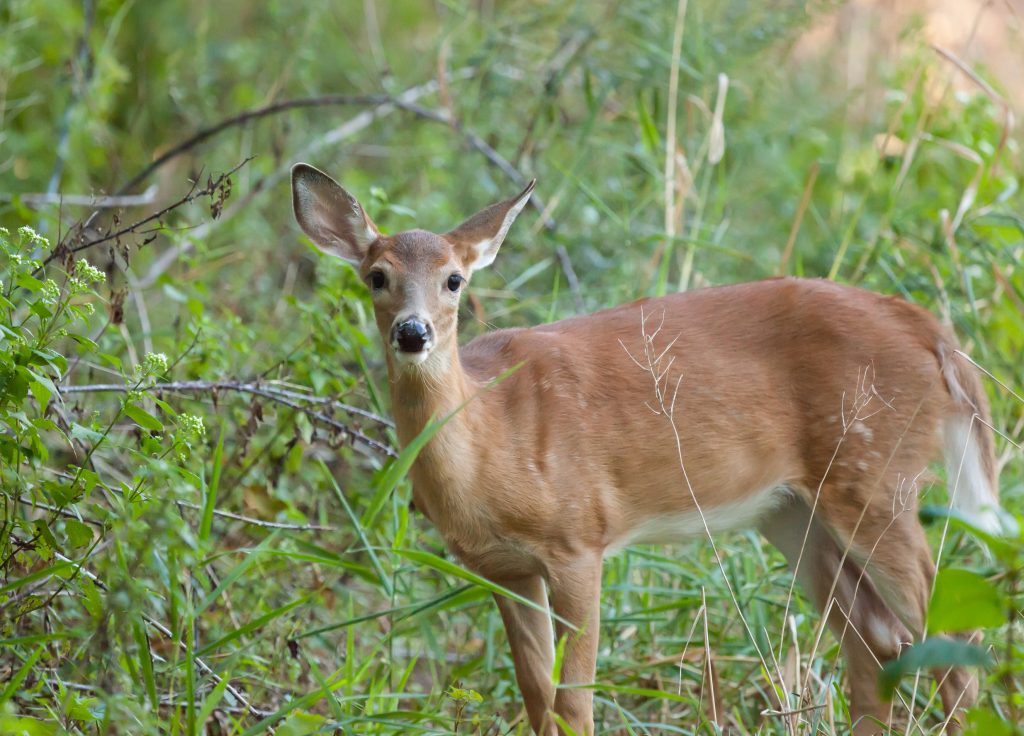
445 180 535 273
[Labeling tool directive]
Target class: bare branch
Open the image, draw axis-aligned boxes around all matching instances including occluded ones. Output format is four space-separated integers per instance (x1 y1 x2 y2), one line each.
59 379 397 457
36 157 253 274
173 500 336 531
135 72 474 287
117 95 392 196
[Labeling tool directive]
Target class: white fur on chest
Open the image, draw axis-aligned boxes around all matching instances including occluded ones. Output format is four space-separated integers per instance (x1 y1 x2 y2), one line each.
609 485 790 552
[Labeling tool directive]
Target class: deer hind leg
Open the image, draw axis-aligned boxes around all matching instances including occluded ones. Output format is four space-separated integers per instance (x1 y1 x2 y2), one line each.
815 478 979 729
761 495 916 735
823 495 974 724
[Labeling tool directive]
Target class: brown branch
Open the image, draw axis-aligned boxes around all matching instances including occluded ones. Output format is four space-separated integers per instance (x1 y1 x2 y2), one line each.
114 94 395 197
109 68 474 197
36 157 253 274
59 379 397 458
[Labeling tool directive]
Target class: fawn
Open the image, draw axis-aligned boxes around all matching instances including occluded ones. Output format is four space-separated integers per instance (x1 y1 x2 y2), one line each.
291 164 1001 735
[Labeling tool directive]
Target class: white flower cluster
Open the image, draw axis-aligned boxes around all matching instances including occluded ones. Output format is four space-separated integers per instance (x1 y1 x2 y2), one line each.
142 352 169 375
41 279 61 304
69 258 106 295
177 413 206 440
18 226 49 248
74 258 106 284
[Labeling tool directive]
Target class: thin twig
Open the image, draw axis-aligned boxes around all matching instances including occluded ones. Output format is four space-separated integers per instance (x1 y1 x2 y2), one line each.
36 158 253 274
115 95 392 196
173 499 335 531
15 496 103 526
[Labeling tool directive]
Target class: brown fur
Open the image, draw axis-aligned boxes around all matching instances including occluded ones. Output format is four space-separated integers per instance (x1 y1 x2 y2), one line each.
291 165 999 735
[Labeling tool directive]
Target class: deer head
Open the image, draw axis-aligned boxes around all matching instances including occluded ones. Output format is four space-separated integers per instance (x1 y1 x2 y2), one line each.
291 163 535 371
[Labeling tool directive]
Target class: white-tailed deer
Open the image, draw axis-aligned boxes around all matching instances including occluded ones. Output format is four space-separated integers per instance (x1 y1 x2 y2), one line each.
291 164 1002 735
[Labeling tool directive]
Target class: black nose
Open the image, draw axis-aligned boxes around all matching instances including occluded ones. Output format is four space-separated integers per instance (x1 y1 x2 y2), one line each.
392 319 432 352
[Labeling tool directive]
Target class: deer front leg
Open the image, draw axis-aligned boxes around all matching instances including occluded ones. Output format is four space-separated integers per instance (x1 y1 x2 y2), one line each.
548 554 603 735
494 575 556 735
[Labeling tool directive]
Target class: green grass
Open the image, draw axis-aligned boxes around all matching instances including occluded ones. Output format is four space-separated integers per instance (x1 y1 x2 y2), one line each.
1 0 1022 733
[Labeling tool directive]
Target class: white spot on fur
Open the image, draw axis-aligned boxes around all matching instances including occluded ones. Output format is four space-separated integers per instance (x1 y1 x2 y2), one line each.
866 611 902 653
850 421 873 442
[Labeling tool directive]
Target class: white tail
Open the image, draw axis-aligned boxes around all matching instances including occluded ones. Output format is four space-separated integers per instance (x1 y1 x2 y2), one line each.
291 165 999 736
942 350 1003 534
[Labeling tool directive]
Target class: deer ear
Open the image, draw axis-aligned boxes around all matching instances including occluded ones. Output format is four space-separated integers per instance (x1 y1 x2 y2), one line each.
291 163 380 263
445 180 535 272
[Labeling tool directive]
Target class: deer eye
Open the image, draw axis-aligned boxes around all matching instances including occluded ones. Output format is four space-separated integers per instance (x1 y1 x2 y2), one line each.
368 270 387 290
446 274 465 293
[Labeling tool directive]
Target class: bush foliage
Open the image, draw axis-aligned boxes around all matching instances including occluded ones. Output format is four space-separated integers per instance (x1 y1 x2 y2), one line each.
1 1 1021 733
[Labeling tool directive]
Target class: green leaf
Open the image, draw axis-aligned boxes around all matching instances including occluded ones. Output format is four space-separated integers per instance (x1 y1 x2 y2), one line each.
195 677 229 730
15 272 44 292
878 639 992 699
928 568 1006 634
964 707 1015 736
0 561 74 595
26 369 57 413
67 695 102 722
124 402 163 432
321 461 391 596
635 92 660 155
199 428 224 543
64 519 93 549
0 716 56 735
70 423 105 443
919 504 1020 562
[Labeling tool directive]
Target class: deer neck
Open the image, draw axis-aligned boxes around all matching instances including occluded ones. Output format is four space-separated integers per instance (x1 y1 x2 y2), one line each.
388 344 475 436
385 338 485 517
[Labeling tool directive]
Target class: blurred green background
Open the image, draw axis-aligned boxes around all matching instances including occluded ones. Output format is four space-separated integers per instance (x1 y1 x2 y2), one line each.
1 0 1021 733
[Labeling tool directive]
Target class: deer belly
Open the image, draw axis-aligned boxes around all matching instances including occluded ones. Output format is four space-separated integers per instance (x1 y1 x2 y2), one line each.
609 484 790 551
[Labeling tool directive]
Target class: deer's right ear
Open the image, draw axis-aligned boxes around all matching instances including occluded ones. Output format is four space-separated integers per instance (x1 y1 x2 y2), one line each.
291 163 380 264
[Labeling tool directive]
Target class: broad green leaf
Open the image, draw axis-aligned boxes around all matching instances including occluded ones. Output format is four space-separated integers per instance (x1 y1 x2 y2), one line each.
964 707 1015 736
928 568 1006 634
64 518 93 549
24 369 56 413
124 402 163 432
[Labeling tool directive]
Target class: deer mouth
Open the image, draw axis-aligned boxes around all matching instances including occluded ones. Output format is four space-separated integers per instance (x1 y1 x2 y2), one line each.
390 317 435 363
